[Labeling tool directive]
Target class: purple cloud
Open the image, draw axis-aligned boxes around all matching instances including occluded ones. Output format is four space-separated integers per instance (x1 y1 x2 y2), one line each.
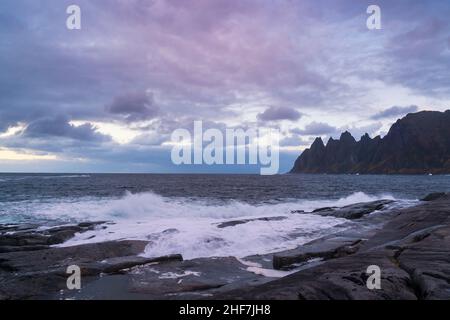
257 107 302 122
371 106 419 120
106 92 159 122
293 122 338 135
23 115 110 142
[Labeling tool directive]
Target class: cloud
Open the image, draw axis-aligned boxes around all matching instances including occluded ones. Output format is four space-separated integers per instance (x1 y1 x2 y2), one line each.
385 17 450 96
279 135 311 147
340 122 383 140
106 92 159 122
23 115 110 142
293 122 338 135
130 132 168 146
290 121 382 145
371 106 419 120
257 106 302 122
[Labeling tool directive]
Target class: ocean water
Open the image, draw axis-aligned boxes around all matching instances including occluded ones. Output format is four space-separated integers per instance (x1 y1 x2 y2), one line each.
1 173 449 259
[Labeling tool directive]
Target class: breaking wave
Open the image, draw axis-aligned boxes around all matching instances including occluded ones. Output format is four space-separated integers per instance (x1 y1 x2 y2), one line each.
0 190 405 259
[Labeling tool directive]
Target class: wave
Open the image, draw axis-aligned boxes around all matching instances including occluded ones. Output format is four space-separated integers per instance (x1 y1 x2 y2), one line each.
15 190 401 222
13 190 406 259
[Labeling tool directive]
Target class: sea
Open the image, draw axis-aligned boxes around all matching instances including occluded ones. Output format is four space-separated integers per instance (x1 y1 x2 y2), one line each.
1 173 449 260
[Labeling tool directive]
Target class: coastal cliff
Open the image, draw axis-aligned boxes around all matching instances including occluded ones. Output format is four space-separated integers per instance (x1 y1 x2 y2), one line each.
290 110 450 174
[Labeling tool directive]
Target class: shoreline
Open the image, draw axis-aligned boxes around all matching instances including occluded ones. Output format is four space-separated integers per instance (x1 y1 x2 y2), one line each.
1 193 449 300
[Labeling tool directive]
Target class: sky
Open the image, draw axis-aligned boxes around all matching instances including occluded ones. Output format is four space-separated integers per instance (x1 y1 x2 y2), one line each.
0 0 449 173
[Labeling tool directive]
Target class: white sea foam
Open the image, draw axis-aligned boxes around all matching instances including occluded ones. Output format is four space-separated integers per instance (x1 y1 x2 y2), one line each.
245 266 295 278
40 175 91 179
21 190 410 260
23 190 397 221
0 190 414 259
158 271 202 279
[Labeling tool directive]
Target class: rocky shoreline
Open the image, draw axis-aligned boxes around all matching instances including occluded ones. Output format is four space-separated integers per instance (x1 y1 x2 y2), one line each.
1 193 449 300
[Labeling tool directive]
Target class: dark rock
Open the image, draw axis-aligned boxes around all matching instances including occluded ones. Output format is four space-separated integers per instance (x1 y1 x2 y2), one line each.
98 254 183 274
296 200 394 220
273 237 362 270
60 257 270 300
0 240 149 273
0 233 50 246
47 230 81 245
396 227 450 300
216 195 450 300
218 251 417 300
0 240 155 299
291 110 450 174
314 200 394 220
312 207 337 213
0 224 39 234
78 221 106 228
0 222 107 252
421 193 448 202
216 216 287 228
0 245 49 253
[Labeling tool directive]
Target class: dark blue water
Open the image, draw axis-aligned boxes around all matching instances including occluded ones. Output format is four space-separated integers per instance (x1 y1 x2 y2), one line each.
0 173 449 204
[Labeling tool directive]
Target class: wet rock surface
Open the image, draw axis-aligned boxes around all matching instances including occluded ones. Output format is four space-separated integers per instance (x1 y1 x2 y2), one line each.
228 250 418 300
1 193 450 300
309 200 395 219
60 257 273 300
0 239 182 299
420 192 447 202
216 216 287 228
0 222 106 253
272 237 363 270
217 193 450 300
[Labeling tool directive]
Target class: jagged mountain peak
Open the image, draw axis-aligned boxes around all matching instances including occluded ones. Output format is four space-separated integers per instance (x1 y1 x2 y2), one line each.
290 110 450 174
311 137 325 149
361 133 372 141
339 131 356 143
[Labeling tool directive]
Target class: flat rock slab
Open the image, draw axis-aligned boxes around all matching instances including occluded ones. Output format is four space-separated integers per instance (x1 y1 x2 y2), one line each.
0 240 149 273
216 216 287 228
60 257 271 300
86 254 184 275
395 226 450 300
313 200 395 220
0 240 153 299
0 222 106 251
216 195 450 300
360 198 450 251
217 250 417 300
272 237 362 270
421 192 450 202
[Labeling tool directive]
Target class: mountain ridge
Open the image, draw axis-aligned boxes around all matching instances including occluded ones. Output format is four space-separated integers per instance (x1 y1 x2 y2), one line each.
290 110 450 174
